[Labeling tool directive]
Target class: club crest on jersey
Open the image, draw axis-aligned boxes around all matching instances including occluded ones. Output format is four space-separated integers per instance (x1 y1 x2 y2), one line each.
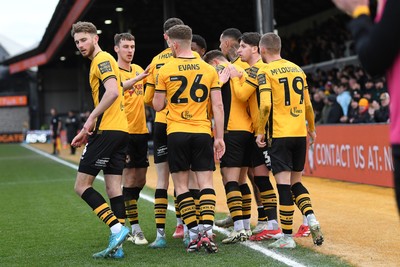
181 111 193 120
290 107 302 117
98 61 112 74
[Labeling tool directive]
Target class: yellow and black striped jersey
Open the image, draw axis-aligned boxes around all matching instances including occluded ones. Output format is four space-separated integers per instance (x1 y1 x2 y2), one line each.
231 59 267 135
120 63 148 134
155 57 221 135
89 51 128 132
258 59 315 138
216 63 253 132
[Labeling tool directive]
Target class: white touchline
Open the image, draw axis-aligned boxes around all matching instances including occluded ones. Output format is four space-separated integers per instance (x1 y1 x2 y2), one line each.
22 143 306 267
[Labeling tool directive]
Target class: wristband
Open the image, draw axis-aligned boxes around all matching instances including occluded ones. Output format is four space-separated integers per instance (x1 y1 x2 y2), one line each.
352 5 370 18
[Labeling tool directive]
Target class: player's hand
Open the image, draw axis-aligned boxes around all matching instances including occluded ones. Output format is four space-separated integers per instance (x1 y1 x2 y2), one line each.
227 64 243 78
135 65 151 84
308 130 316 145
214 138 225 160
218 67 230 84
256 134 266 148
71 130 88 147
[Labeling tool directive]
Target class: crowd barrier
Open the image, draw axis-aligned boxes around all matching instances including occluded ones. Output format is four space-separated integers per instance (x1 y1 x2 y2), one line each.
303 124 393 188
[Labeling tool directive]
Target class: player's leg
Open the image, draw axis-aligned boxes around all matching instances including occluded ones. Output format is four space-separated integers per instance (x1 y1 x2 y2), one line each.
169 133 201 252
291 137 323 246
239 167 253 237
122 134 148 245
267 170 296 249
149 123 170 248
192 133 218 253
220 167 246 244
75 131 130 257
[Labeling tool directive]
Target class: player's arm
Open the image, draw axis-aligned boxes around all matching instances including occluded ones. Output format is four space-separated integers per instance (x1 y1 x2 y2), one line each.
87 77 120 130
304 82 316 143
256 72 272 147
72 76 120 147
144 64 156 106
211 87 225 160
227 64 255 101
122 65 150 90
152 71 167 112
153 91 166 112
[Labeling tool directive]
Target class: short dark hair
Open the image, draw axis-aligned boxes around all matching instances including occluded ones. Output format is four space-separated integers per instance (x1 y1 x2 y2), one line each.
203 49 225 64
240 32 261 47
166 25 192 41
114 33 135 46
163 17 184 33
71 21 97 37
221 28 242 41
259 32 281 54
192 34 207 50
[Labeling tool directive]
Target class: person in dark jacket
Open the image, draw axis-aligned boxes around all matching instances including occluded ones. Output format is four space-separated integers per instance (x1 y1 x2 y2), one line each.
333 0 400 214
65 110 80 154
326 95 344 123
374 92 390 123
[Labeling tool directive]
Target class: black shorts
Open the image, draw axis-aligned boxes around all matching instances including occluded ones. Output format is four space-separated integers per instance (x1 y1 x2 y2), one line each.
78 130 128 176
153 122 168 164
167 132 215 173
220 131 253 168
250 137 271 170
269 137 306 175
52 130 59 139
125 133 150 168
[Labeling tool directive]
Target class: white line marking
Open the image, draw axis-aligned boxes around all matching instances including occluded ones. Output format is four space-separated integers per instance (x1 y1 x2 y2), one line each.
22 143 306 267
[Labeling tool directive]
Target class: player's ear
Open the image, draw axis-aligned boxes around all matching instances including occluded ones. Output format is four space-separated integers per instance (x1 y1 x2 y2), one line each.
93 34 99 43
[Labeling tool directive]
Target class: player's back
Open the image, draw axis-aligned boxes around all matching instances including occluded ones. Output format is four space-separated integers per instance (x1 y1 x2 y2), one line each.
265 59 309 138
157 57 220 135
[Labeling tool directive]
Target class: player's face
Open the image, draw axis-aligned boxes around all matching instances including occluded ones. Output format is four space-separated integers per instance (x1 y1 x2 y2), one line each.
191 42 204 57
219 35 229 57
237 41 252 63
74 32 96 58
116 39 135 63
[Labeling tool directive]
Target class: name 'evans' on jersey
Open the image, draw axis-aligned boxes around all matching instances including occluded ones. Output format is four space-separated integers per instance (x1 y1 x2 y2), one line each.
178 63 200 71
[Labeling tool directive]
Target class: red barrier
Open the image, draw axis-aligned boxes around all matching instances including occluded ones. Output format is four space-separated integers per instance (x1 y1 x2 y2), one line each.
304 124 393 187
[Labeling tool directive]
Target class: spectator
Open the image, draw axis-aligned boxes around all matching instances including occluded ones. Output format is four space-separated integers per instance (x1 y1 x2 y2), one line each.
362 79 376 101
65 110 80 155
326 94 344 123
347 98 360 123
351 98 374 123
374 92 390 123
335 82 352 121
312 91 325 123
372 78 388 101
349 78 362 100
